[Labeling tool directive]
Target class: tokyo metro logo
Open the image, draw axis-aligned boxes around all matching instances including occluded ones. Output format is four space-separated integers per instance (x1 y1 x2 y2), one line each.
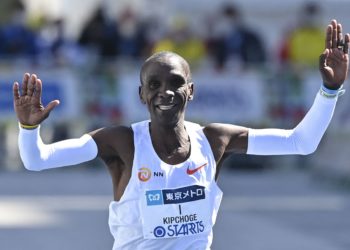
138 167 152 182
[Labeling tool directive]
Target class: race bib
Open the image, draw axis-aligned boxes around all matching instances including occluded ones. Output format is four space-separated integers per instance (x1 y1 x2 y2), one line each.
140 185 212 239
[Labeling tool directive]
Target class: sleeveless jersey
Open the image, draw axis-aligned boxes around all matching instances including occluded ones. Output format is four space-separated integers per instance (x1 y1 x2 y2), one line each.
108 120 223 250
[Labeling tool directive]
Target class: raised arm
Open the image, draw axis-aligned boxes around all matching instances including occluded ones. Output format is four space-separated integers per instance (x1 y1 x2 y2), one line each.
248 19 349 155
14 73 98 171
205 20 349 164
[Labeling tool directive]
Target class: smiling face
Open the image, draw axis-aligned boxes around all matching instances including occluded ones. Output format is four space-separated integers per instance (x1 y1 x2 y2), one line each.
139 52 194 127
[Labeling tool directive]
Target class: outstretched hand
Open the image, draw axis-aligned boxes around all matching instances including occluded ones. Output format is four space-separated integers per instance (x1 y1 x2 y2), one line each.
319 19 350 89
13 73 60 126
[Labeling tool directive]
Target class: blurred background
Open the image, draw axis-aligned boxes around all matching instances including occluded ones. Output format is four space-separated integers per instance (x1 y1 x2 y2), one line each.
1 0 350 249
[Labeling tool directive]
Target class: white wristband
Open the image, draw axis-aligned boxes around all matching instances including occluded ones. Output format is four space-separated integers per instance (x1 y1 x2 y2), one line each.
319 84 345 98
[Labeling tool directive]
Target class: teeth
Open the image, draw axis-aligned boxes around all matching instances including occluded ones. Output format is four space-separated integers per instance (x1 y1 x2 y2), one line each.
158 105 175 110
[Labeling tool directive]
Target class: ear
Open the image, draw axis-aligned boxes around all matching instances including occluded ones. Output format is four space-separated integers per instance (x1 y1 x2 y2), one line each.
188 82 194 101
139 85 146 104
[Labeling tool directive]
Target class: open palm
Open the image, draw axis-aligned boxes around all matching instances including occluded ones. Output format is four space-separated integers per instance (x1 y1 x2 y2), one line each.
13 73 59 126
319 20 350 89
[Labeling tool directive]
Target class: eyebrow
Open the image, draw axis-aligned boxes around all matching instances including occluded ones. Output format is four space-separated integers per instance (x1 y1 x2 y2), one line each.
146 72 186 81
145 75 159 82
170 74 186 83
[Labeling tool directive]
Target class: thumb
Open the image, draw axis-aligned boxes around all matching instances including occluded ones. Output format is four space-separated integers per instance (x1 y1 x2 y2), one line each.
319 49 329 69
43 100 60 118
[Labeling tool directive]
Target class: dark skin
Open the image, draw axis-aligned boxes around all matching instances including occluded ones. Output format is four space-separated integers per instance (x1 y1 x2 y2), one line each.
13 20 349 201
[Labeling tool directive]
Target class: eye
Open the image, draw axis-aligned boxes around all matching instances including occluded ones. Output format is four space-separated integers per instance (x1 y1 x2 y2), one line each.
148 81 160 89
171 75 186 88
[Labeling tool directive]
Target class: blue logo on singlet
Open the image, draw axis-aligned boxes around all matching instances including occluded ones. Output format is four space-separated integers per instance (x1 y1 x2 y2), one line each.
145 185 205 206
146 190 163 206
153 226 166 237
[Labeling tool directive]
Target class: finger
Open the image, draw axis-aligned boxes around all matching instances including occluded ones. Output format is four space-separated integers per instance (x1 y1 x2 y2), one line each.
21 73 30 96
27 74 37 96
332 19 338 49
337 23 343 47
325 25 332 49
13 82 20 101
344 33 349 54
33 78 42 100
42 100 60 119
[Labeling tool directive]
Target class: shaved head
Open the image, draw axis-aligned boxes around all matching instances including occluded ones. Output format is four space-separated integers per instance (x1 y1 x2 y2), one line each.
140 51 192 85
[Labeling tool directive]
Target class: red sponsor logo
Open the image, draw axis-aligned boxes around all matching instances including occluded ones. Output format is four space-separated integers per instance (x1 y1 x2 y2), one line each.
186 163 207 175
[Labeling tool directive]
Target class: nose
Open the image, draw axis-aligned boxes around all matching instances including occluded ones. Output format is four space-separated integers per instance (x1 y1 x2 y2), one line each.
165 90 175 96
159 86 175 99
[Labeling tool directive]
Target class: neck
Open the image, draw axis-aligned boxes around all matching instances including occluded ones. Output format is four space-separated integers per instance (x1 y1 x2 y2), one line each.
150 120 187 146
150 119 190 163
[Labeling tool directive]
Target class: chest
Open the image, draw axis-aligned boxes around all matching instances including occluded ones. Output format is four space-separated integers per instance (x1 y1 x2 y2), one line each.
133 154 219 239
136 157 211 191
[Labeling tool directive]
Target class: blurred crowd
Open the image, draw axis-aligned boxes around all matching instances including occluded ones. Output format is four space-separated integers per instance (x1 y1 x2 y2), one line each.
0 1 324 70
0 2 259 68
0 1 326 154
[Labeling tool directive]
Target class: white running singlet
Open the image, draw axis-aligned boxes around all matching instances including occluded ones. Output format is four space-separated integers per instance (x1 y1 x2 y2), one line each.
108 120 223 250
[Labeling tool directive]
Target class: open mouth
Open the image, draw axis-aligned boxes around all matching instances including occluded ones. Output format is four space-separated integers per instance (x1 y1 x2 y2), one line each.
156 104 176 111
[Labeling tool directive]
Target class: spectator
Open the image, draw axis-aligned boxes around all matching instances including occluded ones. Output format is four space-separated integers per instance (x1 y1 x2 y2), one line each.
115 7 148 59
152 16 206 67
272 2 325 128
0 0 39 58
78 6 118 60
279 2 324 68
206 4 266 70
37 18 71 64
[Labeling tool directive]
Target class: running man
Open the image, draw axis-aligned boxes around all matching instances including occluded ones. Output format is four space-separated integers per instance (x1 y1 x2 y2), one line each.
14 20 349 250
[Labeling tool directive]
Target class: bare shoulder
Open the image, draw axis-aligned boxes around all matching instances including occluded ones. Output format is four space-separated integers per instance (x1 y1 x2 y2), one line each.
203 123 249 156
88 125 134 160
203 123 248 139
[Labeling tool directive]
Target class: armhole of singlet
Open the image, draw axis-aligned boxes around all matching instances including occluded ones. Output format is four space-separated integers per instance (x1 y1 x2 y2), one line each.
185 121 216 168
197 125 217 174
